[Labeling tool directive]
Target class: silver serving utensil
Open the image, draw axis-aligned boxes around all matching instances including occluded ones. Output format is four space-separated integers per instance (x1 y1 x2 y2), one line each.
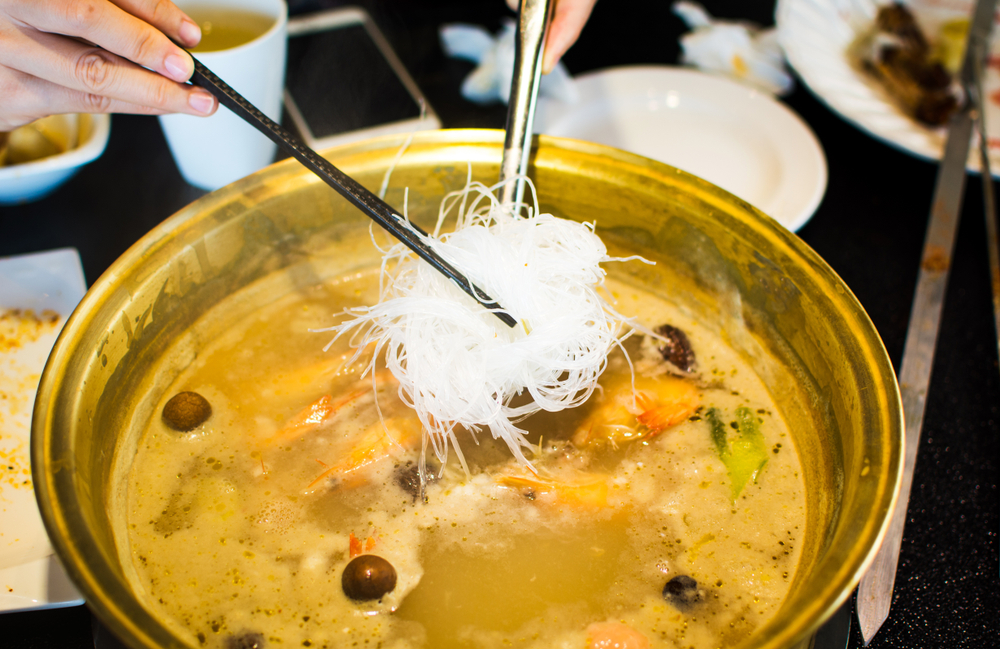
188 59 517 329
855 0 998 642
498 0 553 207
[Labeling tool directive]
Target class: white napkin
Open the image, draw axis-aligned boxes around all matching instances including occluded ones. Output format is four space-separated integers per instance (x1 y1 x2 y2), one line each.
673 1 793 96
440 20 578 105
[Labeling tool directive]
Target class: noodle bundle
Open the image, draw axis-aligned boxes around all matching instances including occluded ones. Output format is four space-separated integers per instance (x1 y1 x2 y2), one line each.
319 178 645 470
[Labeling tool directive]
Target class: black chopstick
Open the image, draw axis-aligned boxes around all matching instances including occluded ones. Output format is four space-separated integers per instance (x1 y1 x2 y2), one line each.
188 57 517 329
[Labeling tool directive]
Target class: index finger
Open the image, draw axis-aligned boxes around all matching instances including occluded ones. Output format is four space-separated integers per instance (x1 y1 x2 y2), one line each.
9 0 198 83
543 0 598 74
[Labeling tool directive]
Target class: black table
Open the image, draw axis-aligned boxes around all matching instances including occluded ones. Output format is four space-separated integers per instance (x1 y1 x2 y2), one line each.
1 1 996 647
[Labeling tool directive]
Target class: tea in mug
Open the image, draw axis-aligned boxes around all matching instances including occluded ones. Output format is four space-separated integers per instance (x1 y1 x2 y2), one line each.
187 8 275 52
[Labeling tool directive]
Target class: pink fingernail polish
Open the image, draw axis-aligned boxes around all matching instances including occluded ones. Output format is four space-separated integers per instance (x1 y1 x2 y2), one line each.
189 90 215 115
179 19 201 46
164 54 190 81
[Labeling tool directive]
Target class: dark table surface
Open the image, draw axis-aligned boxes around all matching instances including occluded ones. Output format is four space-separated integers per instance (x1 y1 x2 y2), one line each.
1 1 997 647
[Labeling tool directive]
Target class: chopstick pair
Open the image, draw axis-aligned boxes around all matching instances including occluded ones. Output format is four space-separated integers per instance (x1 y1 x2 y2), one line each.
187 58 517 329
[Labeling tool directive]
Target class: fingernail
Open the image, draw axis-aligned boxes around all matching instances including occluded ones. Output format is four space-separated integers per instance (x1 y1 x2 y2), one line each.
188 90 216 115
179 19 201 46
542 54 556 76
164 53 191 82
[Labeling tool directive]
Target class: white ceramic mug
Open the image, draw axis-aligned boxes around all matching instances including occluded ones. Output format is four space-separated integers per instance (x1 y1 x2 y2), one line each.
160 0 287 190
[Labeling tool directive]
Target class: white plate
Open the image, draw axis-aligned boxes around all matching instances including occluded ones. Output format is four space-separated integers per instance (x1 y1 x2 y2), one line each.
776 0 1000 173
534 66 828 231
0 248 85 613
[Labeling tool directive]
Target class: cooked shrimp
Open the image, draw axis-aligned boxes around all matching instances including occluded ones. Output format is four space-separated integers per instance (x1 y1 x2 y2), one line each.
307 416 422 491
260 344 375 400
573 374 698 448
260 365 423 492
585 622 650 649
262 369 397 447
349 532 378 558
262 389 370 447
497 469 611 508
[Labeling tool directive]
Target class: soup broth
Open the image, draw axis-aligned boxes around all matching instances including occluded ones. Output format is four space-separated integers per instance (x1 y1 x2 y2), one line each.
186 8 275 52
124 269 807 649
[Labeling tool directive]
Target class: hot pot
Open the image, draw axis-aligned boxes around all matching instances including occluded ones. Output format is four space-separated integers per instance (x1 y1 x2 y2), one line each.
32 130 902 649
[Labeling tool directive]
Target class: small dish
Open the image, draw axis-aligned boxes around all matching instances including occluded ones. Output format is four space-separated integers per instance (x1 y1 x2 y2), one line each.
0 113 111 205
776 0 1000 173
0 248 86 613
533 65 828 231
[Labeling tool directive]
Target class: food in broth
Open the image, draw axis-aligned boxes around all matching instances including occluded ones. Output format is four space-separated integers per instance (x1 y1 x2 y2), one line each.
125 273 806 649
319 181 641 470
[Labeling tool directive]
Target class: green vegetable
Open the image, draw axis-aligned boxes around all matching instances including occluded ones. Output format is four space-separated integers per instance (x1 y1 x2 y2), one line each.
706 406 768 503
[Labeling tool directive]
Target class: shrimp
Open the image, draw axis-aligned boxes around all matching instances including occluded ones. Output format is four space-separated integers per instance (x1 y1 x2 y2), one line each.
349 532 379 558
585 622 649 649
497 375 698 506
497 469 611 508
262 387 372 447
306 416 422 491
573 374 699 448
258 344 376 403
261 366 424 492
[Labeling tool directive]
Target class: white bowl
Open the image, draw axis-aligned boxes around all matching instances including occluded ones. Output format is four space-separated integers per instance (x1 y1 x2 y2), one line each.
0 114 111 205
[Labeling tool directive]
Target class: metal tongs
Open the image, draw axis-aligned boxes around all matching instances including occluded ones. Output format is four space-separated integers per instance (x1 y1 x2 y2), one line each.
498 0 554 207
855 0 998 643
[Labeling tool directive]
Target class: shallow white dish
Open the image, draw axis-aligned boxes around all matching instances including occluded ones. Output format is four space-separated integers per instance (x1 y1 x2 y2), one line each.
534 66 828 231
776 0 1000 173
0 113 111 205
0 248 86 613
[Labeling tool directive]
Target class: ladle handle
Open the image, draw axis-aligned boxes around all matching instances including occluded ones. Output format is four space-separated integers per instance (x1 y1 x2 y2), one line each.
498 0 553 208
188 58 516 328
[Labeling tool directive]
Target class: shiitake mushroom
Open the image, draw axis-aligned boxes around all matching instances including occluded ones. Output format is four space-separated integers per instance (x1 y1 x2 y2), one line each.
654 324 696 374
342 555 397 601
662 574 703 610
162 391 212 431
395 460 439 503
225 631 264 649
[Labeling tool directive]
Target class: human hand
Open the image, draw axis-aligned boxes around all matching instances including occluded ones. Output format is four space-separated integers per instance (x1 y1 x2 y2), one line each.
505 0 598 74
0 0 219 132
542 0 597 73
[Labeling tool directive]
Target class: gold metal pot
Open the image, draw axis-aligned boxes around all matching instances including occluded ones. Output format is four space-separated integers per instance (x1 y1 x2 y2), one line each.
32 130 902 649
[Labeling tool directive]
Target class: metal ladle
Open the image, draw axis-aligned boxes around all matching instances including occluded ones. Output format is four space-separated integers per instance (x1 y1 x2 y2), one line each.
498 0 554 207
